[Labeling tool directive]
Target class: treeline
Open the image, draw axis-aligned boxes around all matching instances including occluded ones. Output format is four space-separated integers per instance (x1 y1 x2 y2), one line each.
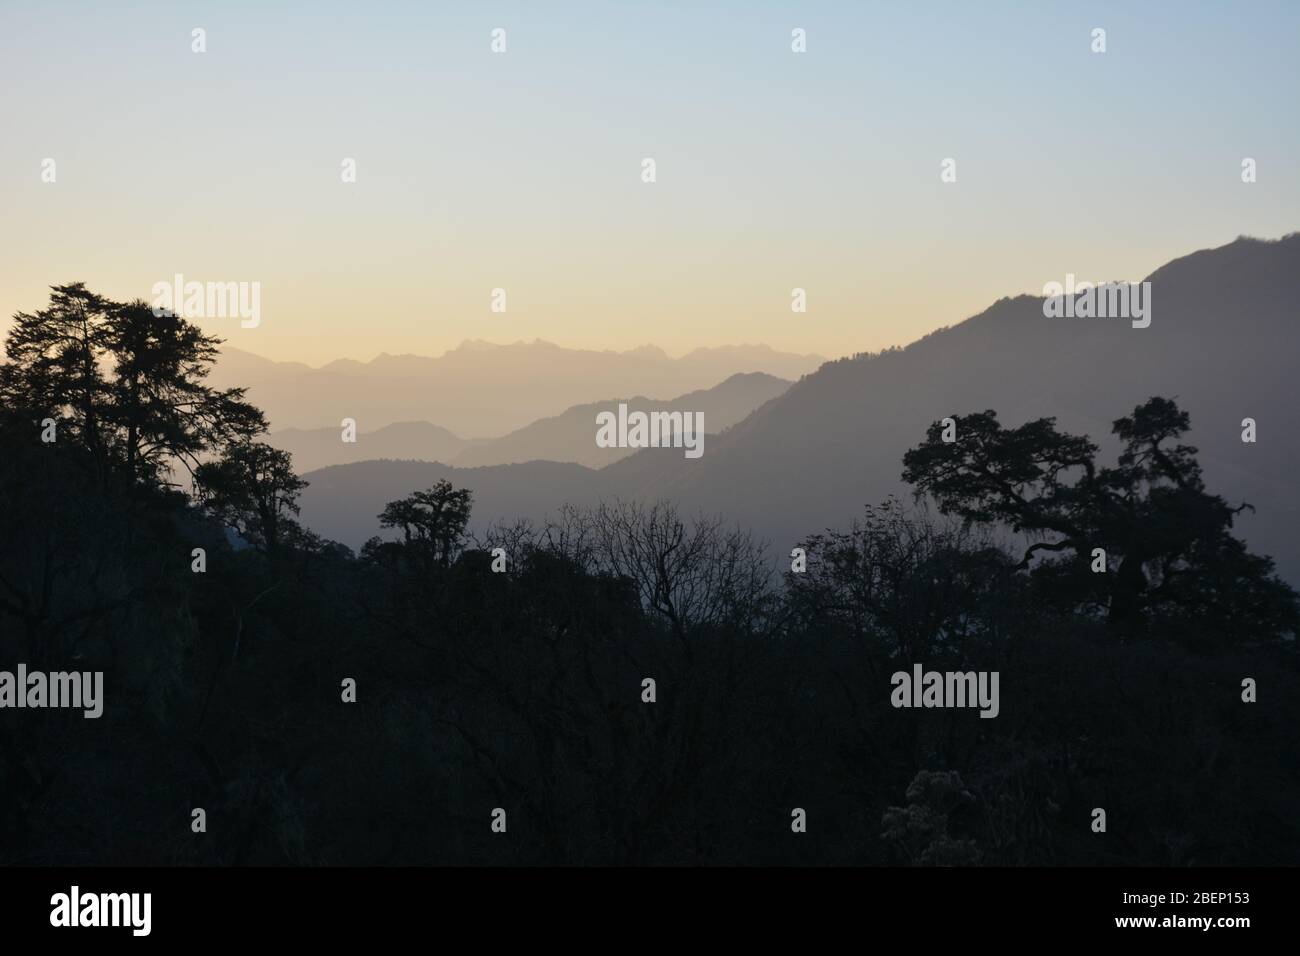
0 284 1297 865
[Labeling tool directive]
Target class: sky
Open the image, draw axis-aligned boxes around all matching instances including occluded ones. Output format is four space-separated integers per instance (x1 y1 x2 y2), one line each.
1 0 1297 366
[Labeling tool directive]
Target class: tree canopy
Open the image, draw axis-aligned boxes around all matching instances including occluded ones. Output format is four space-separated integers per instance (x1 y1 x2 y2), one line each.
902 397 1299 645
2 283 1297 867
0 282 265 488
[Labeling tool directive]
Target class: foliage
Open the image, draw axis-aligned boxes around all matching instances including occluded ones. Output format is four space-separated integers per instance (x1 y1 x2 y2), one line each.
1 284 1297 865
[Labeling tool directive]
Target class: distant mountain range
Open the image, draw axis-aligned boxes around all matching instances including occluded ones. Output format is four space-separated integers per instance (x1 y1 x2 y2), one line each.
267 371 792 473
265 421 482 477
294 234 1300 583
212 339 824 436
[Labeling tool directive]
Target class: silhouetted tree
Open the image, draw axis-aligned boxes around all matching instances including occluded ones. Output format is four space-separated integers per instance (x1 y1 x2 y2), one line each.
0 283 265 488
787 497 1024 660
585 499 775 641
0 283 114 476
902 397 1299 645
365 480 473 572
105 298 265 484
194 441 307 553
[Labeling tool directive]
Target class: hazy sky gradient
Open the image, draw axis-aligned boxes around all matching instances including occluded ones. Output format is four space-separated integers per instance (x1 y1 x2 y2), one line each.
2 0 1297 365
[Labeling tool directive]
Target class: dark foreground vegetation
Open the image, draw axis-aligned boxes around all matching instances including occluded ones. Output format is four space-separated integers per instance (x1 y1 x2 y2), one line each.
1 284 1297 865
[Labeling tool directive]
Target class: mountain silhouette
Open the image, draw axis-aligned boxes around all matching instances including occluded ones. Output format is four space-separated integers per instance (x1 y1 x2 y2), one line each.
296 234 1300 583
266 421 480 475
212 339 824 436
452 372 791 469
270 371 790 473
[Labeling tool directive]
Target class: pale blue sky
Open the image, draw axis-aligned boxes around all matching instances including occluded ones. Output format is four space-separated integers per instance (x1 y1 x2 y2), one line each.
2 1 1296 363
